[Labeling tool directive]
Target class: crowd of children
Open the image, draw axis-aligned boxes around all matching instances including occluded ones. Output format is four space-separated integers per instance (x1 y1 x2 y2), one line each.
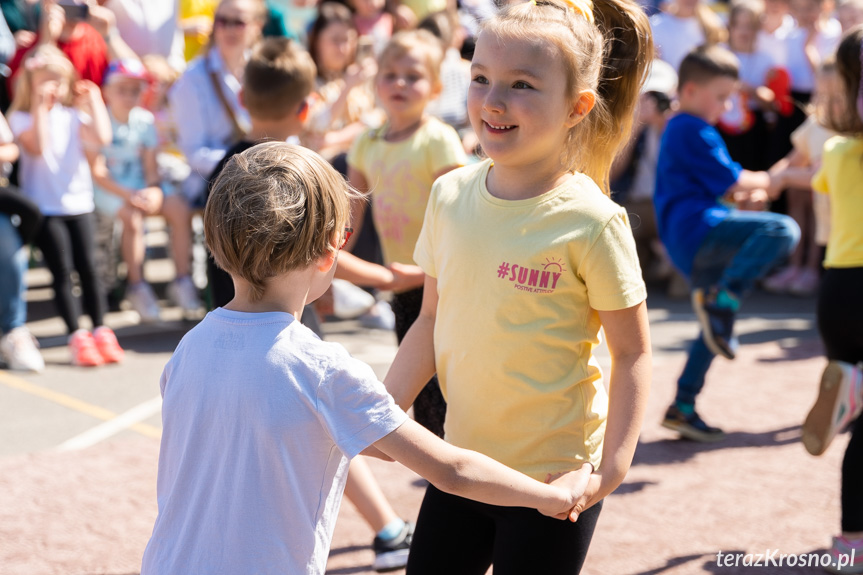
0 0 861 572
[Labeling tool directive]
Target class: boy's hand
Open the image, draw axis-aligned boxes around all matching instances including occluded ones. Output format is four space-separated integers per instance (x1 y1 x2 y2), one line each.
732 189 769 211
543 462 597 521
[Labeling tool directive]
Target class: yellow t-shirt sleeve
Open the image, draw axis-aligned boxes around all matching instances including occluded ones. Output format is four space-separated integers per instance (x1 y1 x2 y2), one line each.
425 122 468 175
579 210 647 311
346 129 372 173
413 181 439 278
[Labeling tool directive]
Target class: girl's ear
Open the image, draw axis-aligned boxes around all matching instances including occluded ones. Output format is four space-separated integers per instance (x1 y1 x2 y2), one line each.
567 90 596 127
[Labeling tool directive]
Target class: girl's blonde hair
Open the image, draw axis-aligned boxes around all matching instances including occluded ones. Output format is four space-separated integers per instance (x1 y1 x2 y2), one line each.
9 44 78 114
482 0 653 193
376 29 445 88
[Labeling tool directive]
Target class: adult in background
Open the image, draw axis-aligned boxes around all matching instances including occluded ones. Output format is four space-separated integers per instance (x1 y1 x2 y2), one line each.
169 0 264 206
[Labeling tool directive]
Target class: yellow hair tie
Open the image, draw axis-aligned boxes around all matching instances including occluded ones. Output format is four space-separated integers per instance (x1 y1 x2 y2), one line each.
562 0 595 23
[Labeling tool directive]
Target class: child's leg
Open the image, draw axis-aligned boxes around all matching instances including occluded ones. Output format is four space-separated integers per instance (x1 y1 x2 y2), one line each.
344 457 400 532
392 287 446 438
843 419 863 536
117 205 145 285
160 194 192 278
65 213 108 328
406 484 496 575
0 214 27 334
816 267 863 535
785 187 809 269
709 211 799 298
490 501 602 575
35 216 81 333
407 484 602 575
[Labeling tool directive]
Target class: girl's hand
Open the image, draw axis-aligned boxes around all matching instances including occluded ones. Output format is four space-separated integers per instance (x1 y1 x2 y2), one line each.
544 463 596 521
73 80 101 109
130 186 164 215
388 262 425 293
13 29 36 49
33 79 59 109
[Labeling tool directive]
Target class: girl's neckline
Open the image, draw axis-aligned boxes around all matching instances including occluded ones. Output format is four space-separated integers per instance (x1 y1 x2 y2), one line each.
381 117 426 142
480 160 579 205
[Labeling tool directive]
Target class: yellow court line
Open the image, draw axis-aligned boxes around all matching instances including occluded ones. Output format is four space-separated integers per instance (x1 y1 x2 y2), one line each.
0 371 161 439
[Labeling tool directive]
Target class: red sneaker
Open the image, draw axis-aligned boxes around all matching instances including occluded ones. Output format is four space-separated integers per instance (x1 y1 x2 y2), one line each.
93 326 125 364
68 329 104 367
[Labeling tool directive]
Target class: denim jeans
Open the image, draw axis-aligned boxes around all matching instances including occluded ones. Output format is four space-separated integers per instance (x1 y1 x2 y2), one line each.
676 210 800 407
0 213 28 334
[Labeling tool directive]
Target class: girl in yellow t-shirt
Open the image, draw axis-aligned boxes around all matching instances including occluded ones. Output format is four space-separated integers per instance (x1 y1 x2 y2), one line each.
800 28 863 569
382 1 653 572
346 30 467 439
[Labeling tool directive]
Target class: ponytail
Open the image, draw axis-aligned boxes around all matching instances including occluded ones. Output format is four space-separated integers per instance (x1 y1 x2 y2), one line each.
581 0 653 192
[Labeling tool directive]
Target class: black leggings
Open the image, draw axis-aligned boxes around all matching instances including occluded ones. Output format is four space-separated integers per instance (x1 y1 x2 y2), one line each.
406 484 603 575
391 287 447 438
817 266 863 532
36 213 106 333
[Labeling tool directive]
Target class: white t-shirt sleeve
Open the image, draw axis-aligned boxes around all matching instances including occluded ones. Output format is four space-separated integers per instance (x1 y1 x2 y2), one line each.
314 346 408 458
7 111 32 139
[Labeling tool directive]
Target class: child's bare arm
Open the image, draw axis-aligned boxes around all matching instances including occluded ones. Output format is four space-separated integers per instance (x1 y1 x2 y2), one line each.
345 164 369 252
374 417 579 519
76 80 112 148
335 251 395 289
553 301 651 520
383 274 438 409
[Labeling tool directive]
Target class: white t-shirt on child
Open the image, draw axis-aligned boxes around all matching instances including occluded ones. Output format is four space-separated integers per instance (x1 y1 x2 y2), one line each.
141 308 408 575
8 105 94 216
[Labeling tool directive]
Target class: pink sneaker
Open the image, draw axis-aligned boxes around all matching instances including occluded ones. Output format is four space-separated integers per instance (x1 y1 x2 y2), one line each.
68 329 104 367
93 326 125 364
762 266 799 294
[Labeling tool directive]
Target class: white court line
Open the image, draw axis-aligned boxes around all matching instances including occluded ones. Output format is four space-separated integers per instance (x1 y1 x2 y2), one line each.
55 395 163 451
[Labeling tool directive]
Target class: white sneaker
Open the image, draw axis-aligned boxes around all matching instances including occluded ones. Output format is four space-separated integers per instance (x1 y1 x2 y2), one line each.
331 279 375 319
359 300 396 330
168 276 201 313
126 282 161 323
0 327 45 372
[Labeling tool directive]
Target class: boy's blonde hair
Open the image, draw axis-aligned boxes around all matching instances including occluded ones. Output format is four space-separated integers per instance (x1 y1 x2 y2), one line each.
9 44 78 114
482 0 653 194
377 30 445 88
243 37 317 121
204 143 357 301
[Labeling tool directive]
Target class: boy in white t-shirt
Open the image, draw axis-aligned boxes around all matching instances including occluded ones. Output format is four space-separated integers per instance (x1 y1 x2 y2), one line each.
140 142 586 575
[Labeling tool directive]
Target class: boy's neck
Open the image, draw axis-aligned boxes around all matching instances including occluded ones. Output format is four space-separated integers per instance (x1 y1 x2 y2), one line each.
676 104 713 125
225 267 315 317
246 118 302 143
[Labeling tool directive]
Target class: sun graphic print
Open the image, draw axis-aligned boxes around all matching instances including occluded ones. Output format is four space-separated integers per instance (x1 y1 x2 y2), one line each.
543 257 566 274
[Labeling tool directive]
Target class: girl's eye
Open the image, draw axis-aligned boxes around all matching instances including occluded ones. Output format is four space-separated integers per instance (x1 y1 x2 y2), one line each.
471 75 488 85
513 81 532 89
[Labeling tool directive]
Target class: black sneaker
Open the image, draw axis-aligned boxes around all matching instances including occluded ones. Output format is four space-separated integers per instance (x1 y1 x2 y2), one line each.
661 405 726 442
372 521 414 572
692 287 739 360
